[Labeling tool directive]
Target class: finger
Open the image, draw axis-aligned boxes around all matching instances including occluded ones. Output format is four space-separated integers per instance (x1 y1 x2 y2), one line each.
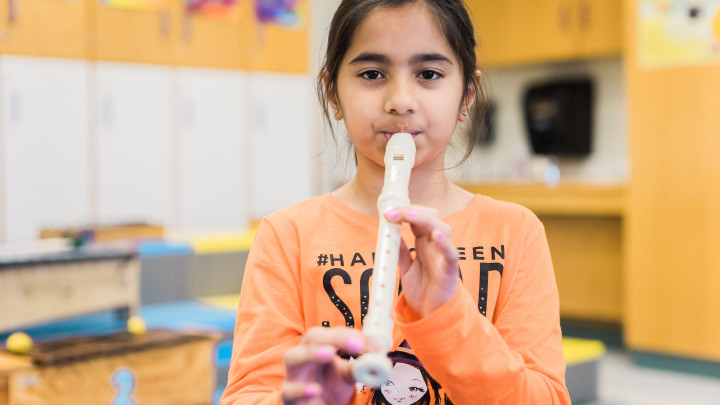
397 237 413 278
301 327 378 354
384 206 450 238
281 381 321 404
431 229 460 275
284 343 337 377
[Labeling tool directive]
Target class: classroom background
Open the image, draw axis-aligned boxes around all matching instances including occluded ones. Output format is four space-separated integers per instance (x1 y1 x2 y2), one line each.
1 0 720 404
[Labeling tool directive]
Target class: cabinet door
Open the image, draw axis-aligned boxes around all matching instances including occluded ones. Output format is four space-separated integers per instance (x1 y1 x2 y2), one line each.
1 56 90 241
175 68 250 232
577 0 623 58
173 1 250 69
94 63 172 226
88 0 177 64
468 0 622 66
252 1 309 73
525 0 579 62
0 0 86 58
470 0 535 66
249 73 315 219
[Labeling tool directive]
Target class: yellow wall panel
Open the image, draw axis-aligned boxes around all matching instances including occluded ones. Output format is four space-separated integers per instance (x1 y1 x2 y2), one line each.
0 0 86 58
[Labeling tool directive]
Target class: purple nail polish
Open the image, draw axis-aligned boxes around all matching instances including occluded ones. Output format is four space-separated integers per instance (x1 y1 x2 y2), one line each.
305 384 320 398
385 210 399 220
436 231 446 241
407 209 418 218
346 337 363 353
316 346 335 361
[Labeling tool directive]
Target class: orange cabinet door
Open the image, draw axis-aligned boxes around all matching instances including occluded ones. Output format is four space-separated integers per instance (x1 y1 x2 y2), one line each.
251 0 309 73
87 0 177 64
525 0 580 62
468 0 622 67
577 0 623 58
470 0 536 67
173 0 250 69
0 0 86 58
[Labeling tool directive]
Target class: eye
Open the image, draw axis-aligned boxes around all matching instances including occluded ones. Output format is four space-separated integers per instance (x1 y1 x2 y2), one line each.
409 386 426 393
419 70 442 80
360 70 383 80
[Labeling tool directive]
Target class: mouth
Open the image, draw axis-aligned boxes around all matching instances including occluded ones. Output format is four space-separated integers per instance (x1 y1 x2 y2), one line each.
383 131 419 141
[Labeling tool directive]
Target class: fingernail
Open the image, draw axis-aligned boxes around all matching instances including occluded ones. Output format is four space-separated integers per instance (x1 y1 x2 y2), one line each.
316 346 335 361
407 209 418 218
385 210 400 220
305 384 320 398
435 231 446 241
346 336 364 353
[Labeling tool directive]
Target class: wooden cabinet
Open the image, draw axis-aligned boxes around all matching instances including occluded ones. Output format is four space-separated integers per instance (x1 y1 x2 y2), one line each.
94 63 173 226
460 184 626 324
624 1 720 362
0 0 87 58
87 0 177 64
175 68 251 232
468 0 623 67
173 1 253 69
0 57 91 241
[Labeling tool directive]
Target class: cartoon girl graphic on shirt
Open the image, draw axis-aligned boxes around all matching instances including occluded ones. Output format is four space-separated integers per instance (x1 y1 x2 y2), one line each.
365 341 452 405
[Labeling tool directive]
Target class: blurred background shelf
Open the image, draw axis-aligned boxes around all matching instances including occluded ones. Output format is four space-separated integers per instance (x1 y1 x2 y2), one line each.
462 183 626 326
460 183 626 217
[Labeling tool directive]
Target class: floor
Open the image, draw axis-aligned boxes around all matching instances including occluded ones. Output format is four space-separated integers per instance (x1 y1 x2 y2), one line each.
585 349 720 405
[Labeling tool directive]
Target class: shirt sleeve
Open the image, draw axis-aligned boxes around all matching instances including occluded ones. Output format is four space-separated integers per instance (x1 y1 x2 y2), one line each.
393 220 570 404
220 218 303 405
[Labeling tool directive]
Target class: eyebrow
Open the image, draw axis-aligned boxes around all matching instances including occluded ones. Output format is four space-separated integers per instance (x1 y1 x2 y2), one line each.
348 52 452 66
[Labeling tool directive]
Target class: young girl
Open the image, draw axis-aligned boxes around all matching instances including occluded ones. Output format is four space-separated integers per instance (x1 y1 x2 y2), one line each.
221 1 570 404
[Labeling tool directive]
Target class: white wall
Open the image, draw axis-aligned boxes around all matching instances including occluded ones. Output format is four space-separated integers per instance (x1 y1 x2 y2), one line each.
451 58 628 185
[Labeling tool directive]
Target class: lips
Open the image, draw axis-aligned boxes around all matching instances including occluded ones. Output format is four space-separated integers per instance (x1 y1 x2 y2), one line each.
383 131 419 141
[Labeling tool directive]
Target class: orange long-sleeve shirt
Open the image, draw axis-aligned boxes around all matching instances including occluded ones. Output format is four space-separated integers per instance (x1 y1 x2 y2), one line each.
221 193 570 404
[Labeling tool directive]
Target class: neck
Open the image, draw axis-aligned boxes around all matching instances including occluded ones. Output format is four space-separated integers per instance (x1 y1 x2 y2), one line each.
333 154 472 218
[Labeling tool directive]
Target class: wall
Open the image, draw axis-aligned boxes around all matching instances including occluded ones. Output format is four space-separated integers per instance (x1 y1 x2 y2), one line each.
450 58 629 185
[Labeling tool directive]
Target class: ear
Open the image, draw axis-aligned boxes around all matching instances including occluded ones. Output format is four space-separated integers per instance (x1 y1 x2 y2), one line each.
459 70 482 122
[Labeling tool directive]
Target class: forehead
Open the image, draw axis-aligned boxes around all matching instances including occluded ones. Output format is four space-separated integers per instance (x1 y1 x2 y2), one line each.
343 2 456 63
390 362 425 383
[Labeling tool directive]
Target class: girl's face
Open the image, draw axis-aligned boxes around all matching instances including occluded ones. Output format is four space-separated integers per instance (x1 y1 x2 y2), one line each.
334 2 472 173
381 362 428 404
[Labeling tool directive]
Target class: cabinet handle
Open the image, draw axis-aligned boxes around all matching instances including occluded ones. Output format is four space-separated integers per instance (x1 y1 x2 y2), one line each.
558 4 572 30
8 0 17 24
182 12 194 41
159 9 171 38
579 2 592 28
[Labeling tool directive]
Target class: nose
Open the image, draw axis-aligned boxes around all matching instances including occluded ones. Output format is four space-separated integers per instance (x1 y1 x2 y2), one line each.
384 75 417 116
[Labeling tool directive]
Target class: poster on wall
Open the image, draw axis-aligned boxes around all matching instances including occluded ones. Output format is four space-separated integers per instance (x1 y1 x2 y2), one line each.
252 0 309 73
186 0 241 20
99 0 169 11
638 0 720 68
256 0 306 27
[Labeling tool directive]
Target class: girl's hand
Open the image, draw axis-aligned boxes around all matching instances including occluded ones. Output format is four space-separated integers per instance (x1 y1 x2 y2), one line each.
384 206 460 318
282 327 376 405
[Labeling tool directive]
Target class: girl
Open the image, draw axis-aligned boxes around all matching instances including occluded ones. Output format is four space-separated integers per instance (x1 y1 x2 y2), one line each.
221 1 570 404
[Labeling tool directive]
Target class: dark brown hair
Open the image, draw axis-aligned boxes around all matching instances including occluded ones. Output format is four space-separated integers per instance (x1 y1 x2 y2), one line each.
316 0 487 166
